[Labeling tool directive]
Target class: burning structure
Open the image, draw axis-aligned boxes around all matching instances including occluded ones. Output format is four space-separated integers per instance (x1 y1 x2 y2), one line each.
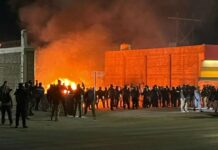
0 30 35 90
105 44 218 87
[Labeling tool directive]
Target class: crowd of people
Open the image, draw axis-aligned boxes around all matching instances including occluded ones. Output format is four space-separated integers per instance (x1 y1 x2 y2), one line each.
47 83 218 117
0 80 218 128
0 80 45 128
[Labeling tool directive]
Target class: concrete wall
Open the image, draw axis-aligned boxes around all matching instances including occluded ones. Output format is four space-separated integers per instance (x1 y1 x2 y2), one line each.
0 30 35 90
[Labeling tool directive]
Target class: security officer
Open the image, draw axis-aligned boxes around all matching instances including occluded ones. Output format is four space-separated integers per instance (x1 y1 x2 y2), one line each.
14 83 28 128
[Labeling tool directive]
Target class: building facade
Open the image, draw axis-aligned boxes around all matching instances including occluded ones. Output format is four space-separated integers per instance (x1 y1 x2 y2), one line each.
0 30 35 90
105 45 218 87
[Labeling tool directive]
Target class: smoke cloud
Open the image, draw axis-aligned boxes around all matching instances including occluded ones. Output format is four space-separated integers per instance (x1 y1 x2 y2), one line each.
16 0 167 47
10 0 214 86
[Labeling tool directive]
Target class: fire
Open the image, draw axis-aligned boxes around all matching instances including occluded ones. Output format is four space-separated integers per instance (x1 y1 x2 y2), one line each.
60 78 77 90
46 78 77 91
63 89 68 94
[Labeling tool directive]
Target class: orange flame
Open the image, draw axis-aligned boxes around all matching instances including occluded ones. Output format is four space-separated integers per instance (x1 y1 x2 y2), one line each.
46 78 77 91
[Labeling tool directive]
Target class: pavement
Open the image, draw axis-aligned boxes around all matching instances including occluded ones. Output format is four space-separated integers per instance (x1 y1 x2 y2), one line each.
0 108 218 150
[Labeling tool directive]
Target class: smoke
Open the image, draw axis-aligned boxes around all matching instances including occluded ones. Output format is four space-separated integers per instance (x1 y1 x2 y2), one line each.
9 0 177 86
16 0 167 47
36 25 113 86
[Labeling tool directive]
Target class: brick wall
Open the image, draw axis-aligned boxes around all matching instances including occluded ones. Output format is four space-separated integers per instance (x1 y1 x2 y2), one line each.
105 45 205 87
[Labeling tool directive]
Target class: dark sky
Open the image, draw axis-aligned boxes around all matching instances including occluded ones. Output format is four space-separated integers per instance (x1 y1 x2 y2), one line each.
1 0 218 47
0 0 21 41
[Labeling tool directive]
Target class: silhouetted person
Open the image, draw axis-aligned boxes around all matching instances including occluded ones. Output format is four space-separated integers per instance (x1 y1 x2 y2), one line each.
73 84 84 118
35 82 45 111
170 87 177 107
214 88 218 113
51 83 61 121
104 87 109 108
162 88 169 107
142 86 151 108
28 81 35 116
96 87 105 109
24 82 31 119
176 87 181 107
84 87 96 119
108 84 115 110
194 86 201 111
47 84 53 110
114 86 120 108
131 86 139 109
122 85 130 109
151 86 159 107
15 83 28 128
201 85 209 108
65 85 73 115
60 82 67 116
0 81 13 126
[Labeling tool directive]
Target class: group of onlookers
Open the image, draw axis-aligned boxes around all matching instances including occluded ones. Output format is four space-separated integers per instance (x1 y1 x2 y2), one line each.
0 80 45 128
1 80 218 127
94 84 218 113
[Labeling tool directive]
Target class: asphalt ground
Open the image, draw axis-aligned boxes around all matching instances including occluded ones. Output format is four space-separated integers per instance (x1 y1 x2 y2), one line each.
0 108 218 150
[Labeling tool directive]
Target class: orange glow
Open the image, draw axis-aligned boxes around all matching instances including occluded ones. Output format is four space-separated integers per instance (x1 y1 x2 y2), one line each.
63 89 68 95
35 28 111 89
105 45 205 87
46 78 77 90
60 78 77 90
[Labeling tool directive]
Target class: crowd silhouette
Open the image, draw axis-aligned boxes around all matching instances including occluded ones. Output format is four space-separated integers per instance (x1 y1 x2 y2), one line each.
0 80 218 128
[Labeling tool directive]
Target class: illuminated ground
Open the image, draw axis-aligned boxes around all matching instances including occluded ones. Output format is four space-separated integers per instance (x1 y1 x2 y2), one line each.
0 108 218 150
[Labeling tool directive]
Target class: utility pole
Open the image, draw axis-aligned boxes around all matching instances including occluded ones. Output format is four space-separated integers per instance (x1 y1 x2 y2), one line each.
92 71 104 103
168 16 201 46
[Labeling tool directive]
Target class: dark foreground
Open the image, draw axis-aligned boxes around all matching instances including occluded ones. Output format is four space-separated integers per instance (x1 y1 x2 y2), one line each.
0 109 218 150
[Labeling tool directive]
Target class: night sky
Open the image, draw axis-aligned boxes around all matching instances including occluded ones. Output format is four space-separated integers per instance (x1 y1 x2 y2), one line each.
1 0 218 47
0 0 20 41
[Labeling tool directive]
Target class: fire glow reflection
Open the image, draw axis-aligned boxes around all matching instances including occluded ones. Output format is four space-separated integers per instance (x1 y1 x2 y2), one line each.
47 78 77 91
